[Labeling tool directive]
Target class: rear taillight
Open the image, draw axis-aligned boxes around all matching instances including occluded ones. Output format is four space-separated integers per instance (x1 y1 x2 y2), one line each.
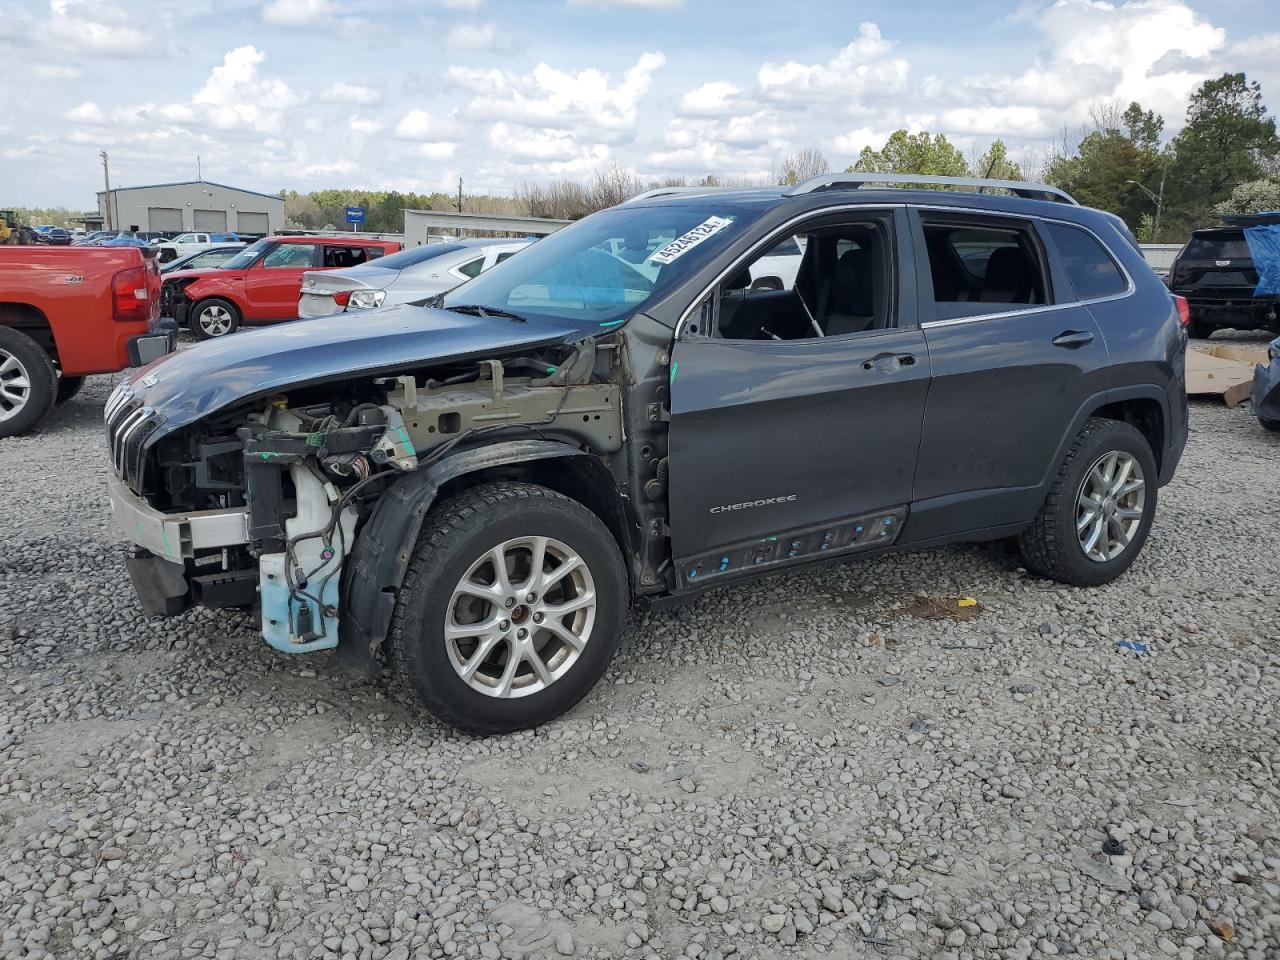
112 266 149 323
1172 294 1191 328
333 290 352 307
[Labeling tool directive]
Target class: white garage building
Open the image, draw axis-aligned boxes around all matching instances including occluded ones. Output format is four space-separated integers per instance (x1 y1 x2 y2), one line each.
96 179 284 236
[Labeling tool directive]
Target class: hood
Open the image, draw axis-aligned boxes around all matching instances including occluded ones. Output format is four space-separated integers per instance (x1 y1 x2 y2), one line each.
126 303 586 439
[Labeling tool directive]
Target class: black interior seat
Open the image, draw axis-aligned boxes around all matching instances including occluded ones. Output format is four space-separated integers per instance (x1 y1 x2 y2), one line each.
823 246 877 335
980 246 1034 303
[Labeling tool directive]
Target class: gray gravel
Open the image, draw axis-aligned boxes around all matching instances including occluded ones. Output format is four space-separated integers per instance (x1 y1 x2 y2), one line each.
2 340 1279 960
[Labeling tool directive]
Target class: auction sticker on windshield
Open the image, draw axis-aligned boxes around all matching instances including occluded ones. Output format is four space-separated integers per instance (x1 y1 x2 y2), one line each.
648 216 734 265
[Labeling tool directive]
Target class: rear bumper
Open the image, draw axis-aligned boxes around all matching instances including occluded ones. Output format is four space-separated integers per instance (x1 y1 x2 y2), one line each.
126 319 178 367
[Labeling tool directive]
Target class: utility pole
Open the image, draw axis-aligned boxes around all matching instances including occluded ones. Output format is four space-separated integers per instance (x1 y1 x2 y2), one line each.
456 177 463 213
197 155 202 180
100 151 112 230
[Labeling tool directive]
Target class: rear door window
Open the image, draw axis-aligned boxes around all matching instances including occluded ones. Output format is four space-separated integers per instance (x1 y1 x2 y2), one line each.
919 217 1048 318
1183 233 1251 260
1046 222 1128 300
322 246 370 268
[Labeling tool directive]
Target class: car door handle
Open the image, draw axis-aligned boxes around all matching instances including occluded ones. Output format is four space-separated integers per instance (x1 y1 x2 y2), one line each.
1052 330 1095 348
862 352 916 372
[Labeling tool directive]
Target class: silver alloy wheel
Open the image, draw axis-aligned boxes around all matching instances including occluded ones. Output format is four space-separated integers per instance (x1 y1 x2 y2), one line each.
1075 450 1146 562
0 349 31 422
445 535 596 699
198 304 234 337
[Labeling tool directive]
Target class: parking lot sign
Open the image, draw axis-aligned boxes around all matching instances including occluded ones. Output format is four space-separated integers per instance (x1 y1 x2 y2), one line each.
345 206 365 230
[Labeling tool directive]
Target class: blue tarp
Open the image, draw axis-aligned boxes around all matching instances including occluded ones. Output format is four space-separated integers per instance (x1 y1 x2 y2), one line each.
1244 223 1280 297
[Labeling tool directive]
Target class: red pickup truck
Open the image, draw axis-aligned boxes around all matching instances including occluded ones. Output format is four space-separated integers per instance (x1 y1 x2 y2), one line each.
162 235 403 339
0 246 173 437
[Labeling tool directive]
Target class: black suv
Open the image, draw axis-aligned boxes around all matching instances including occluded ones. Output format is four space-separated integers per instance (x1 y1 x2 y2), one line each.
1168 217 1279 338
106 174 1188 734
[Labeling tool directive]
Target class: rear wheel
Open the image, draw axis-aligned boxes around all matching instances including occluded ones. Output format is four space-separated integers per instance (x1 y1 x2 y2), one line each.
1259 417 1280 433
1019 418 1158 586
388 481 627 734
1186 316 1213 339
189 298 240 340
0 327 57 438
56 375 85 404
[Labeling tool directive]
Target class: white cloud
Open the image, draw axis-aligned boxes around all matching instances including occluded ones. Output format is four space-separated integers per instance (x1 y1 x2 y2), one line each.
319 82 382 105
394 109 437 139
262 0 337 27
349 116 385 135
192 46 299 132
568 0 683 7
446 22 499 51
447 51 665 139
44 0 153 57
757 21 909 105
35 64 81 80
486 123 579 161
677 81 742 117
441 0 485 8
417 141 458 160
64 101 106 124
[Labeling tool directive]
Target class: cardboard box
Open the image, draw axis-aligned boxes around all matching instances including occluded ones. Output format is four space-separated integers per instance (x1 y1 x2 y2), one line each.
1186 343 1268 407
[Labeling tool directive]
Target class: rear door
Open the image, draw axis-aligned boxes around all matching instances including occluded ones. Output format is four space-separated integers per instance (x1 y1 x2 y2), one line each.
243 242 320 319
905 210 1111 542
667 208 930 580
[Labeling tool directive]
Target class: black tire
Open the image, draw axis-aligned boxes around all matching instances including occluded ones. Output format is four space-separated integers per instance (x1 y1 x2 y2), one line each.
1018 418 1158 587
189 298 240 340
0 326 57 438
55 375 85 404
388 481 628 735
1259 417 1280 433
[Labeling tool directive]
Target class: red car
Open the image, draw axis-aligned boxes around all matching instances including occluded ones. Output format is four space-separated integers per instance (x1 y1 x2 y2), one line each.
0 245 170 436
162 235 403 339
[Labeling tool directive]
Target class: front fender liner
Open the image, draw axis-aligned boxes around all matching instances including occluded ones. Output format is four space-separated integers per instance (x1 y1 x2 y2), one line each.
336 439 600 674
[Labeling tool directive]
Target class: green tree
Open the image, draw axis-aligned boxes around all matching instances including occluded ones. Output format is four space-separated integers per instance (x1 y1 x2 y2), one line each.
1166 73 1280 227
1213 178 1280 217
973 139 1022 180
848 130 969 177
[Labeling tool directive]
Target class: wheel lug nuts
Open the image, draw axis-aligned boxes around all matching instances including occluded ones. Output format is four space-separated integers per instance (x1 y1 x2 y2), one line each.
499 620 510 631
517 628 528 639
504 597 515 608
533 612 543 623
526 593 537 603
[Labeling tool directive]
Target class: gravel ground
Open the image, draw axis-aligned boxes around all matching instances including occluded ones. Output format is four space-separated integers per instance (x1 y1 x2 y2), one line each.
2 338 1278 960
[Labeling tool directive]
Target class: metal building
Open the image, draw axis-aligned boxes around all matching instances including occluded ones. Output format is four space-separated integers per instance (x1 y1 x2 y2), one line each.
96 179 285 236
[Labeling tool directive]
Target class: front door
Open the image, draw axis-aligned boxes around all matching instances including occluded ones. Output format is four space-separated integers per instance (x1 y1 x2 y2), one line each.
903 210 1111 542
667 208 931 583
244 242 319 320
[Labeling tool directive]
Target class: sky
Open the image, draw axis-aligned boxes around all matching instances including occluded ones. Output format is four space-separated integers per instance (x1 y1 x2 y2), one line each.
1 0 1278 209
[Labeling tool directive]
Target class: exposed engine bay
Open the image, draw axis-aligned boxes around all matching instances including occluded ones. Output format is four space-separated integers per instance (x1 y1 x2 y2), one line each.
123 340 628 653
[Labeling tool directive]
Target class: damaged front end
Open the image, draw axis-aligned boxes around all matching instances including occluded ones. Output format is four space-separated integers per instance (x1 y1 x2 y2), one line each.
107 331 627 655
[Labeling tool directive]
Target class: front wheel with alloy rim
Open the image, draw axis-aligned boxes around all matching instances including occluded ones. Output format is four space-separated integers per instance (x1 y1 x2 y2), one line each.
189 298 240 340
1019 417 1158 586
0 326 57 438
388 481 627 734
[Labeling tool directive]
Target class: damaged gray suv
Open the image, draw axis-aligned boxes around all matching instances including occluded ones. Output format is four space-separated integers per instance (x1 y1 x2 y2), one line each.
107 174 1189 734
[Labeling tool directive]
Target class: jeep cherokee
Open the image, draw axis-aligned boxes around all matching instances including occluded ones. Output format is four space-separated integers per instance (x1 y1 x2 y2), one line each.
106 173 1189 734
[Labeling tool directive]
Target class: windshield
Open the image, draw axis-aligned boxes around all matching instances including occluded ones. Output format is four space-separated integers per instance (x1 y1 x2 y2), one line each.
441 204 756 326
221 238 273 270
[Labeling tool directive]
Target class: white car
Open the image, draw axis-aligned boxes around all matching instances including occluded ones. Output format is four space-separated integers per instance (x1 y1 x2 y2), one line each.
153 232 246 263
298 238 532 318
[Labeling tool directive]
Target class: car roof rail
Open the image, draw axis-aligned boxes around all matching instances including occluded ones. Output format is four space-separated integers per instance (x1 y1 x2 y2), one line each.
623 186 744 204
783 173 1079 205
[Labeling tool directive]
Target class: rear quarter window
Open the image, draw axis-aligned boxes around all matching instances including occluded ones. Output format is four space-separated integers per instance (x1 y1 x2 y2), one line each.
1047 223 1129 300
